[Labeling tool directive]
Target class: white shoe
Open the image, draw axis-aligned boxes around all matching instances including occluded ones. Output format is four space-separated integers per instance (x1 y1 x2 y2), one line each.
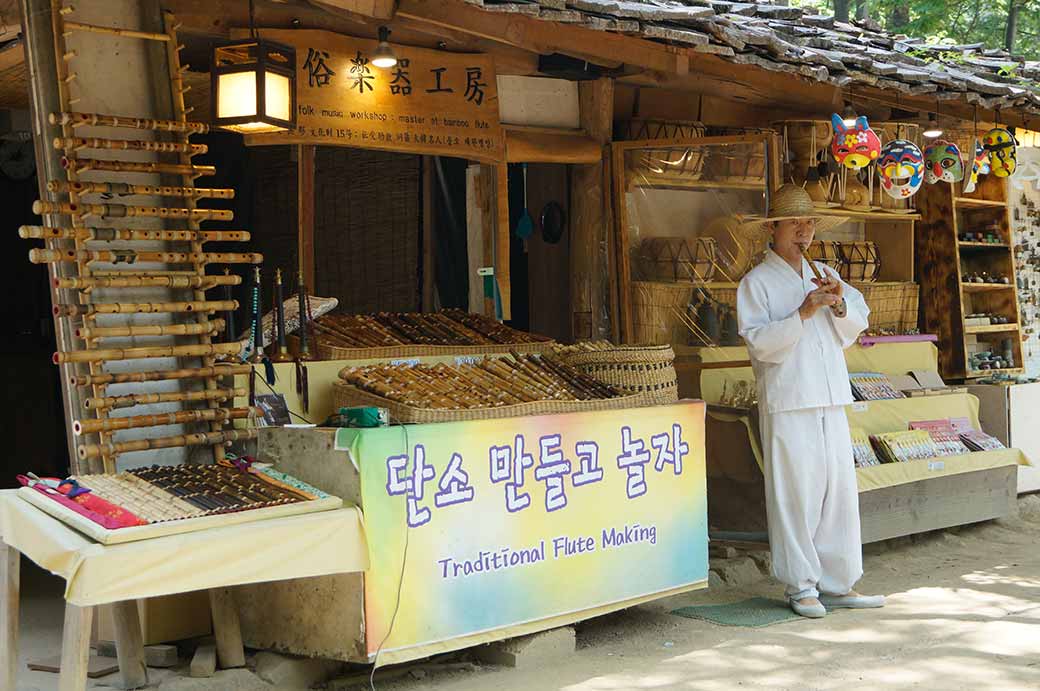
789 597 826 618
819 591 885 609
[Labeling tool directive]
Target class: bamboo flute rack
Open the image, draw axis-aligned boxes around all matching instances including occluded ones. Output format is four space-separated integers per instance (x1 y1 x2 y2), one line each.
19 5 261 472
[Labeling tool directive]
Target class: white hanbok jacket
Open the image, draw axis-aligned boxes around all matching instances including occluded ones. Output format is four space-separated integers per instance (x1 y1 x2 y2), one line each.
737 249 870 414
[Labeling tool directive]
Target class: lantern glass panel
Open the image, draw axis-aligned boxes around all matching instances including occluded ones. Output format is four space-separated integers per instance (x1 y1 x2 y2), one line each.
217 71 258 120
265 71 291 121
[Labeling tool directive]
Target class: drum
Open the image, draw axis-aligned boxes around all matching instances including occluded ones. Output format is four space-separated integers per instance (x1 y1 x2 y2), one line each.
840 241 881 282
636 236 717 282
698 215 769 282
807 240 845 275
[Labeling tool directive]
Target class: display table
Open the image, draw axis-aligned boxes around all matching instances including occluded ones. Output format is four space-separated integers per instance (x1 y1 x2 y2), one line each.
0 491 367 689
239 401 709 666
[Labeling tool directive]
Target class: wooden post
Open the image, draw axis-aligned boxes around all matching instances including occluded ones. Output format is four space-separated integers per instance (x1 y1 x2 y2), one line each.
494 162 512 321
422 156 436 310
298 145 316 290
0 545 18 691
570 78 614 342
208 588 245 669
111 600 148 689
58 604 92 691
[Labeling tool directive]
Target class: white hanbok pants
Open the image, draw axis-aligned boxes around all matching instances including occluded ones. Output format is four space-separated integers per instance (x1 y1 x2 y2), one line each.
760 405 863 600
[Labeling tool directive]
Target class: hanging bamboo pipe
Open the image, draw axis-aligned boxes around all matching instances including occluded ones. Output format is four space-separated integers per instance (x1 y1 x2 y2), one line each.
53 136 206 155
53 342 242 364
63 157 216 177
63 20 172 43
32 200 233 222
46 180 234 200
70 363 251 387
76 319 225 339
55 274 241 290
82 386 246 411
54 300 237 318
31 248 261 265
74 406 256 436
22 226 250 243
78 429 256 461
50 111 209 134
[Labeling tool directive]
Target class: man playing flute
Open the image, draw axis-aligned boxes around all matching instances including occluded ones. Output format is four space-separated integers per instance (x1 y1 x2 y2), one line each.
736 184 885 619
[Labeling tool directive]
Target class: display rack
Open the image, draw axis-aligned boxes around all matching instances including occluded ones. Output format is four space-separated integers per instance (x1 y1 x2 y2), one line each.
918 173 1024 380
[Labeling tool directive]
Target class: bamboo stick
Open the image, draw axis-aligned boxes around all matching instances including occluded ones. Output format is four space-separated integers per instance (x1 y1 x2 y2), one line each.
53 342 241 364
70 363 251 387
63 157 216 177
74 406 255 435
78 429 256 461
55 274 241 290
22 226 250 242
82 386 246 411
32 200 233 222
47 180 234 199
76 319 225 339
50 111 209 134
53 136 206 155
63 20 172 42
30 248 261 265
54 300 237 317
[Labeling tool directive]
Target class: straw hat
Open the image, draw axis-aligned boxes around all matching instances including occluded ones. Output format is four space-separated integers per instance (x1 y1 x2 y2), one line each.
738 184 848 234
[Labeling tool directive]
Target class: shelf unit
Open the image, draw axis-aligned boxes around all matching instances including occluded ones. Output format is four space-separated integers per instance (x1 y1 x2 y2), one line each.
918 173 1024 380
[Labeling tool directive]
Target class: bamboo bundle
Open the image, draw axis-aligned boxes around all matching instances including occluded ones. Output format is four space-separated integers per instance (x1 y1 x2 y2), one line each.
312 310 549 349
63 157 216 177
30 248 261 265
32 200 233 222
55 274 241 290
73 405 255 435
54 341 241 364
47 180 234 199
78 429 256 461
53 136 206 156
82 386 246 411
70 363 251 387
76 319 225 339
22 226 250 242
54 299 237 317
50 111 209 134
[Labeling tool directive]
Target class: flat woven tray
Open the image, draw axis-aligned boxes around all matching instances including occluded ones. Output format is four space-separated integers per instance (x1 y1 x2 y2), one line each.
317 337 556 361
332 380 655 424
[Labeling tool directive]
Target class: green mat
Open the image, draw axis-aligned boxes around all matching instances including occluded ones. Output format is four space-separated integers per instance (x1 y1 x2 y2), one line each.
671 597 801 627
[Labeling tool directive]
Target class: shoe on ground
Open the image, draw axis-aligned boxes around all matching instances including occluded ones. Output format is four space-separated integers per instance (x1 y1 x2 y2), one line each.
819 591 885 609
789 596 826 618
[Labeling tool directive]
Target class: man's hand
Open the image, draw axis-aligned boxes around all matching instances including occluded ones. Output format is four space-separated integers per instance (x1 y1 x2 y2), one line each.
799 286 841 320
812 274 844 299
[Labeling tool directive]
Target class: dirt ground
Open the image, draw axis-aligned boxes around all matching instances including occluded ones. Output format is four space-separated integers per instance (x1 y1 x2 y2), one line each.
16 495 1040 691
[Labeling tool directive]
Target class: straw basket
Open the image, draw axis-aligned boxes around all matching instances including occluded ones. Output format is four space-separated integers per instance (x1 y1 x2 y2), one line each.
635 237 717 282
840 241 881 283
558 345 679 404
854 281 919 332
631 281 737 345
624 119 707 182
331 380 654 424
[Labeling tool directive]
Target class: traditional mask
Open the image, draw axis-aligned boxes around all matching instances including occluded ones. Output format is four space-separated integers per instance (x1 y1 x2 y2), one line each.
830 114 881 170
877 139 924 200
924 140 964 184
964 140 990 194
982 127 1017 178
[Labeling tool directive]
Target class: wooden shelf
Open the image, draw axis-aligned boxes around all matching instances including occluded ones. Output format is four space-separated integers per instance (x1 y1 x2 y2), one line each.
812 207 921 222
967 367 1024 379
961 282 1015 292
630 175 764 192
954 197 1007 208
959 241 1010 249
964 323 1021 334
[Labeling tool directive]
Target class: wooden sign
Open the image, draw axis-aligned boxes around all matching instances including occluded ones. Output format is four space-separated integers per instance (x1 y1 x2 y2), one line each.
243 29 504 162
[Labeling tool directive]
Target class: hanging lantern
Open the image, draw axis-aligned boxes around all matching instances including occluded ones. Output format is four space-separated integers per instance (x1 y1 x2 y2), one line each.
211 39 296 134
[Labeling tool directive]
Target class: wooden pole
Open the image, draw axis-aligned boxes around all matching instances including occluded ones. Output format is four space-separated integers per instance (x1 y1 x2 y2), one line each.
57 604 92 691
74 406 254 435
55 342 242 364
297 145 316 290
82 386 246 412
110 600 148 689
63 20 171 42
76 319 225 339
78 428 256 460
208 588 246 669
0 544 18 691
70 363 251 387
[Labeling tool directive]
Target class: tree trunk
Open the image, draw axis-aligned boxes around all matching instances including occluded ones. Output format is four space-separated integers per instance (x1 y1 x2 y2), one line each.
888 3 910 29
834 0 851 23
1005 0 1020 52
856 0 869 21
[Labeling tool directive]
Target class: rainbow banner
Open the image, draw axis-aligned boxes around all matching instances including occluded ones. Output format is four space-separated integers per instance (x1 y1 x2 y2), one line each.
337 401 708 663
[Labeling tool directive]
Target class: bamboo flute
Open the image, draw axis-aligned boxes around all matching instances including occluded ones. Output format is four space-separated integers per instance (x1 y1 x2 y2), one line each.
296 271 312 360
82 386 246 411
270 269 290 362
54 342 241 364
63 157 215 177
33 200 233 222
22 226 250 243
63 20 172 43
803 250 844 315
70 363 251 387
31 248 261 265
74 406 256 435
53 136 206 155
55 300 237 317
55 274 241 290
50 111 209 134
47 180 234 199
78 429 257 461
223 268 237 344
76 319 225 339
248 267 264 363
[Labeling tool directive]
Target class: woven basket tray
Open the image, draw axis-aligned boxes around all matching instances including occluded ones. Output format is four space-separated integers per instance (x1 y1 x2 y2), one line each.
560 345 679 405
854 281 919 332
318 338 555 361
332 380 654 424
